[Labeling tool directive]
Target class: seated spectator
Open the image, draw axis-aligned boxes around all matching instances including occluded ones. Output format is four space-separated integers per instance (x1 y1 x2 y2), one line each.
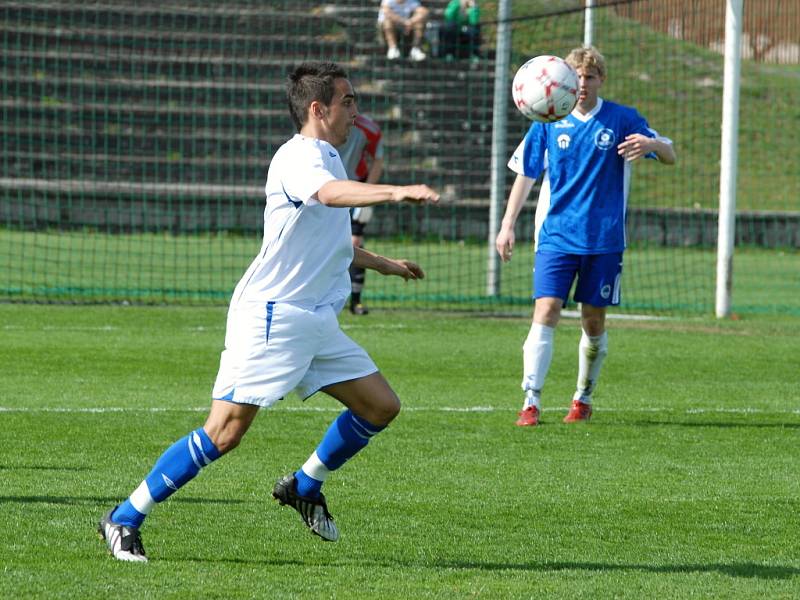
440 0 481 60
378 0 430 62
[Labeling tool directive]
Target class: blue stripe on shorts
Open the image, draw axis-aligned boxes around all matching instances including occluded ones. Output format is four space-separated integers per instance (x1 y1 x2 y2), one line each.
265 301 275 344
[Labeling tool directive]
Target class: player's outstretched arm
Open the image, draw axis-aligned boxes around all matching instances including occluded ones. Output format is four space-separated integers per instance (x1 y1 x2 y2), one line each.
617 134 676 165
352 246 424 281
318 180 439 208
495 174 535 263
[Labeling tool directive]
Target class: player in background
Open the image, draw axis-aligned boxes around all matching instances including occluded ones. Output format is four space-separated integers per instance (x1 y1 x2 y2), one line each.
98 61 439 561
337 114 384 315
495 46 675 427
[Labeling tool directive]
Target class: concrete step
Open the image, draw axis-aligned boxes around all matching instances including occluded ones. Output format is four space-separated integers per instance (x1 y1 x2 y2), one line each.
4 2 338 34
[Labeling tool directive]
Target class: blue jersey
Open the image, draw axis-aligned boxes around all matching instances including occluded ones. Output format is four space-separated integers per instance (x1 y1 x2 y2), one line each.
509 99 663 254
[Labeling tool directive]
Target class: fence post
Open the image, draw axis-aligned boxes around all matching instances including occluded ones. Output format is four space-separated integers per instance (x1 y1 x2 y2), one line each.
716 0 743 318
584 0 595 46
487 0 512 296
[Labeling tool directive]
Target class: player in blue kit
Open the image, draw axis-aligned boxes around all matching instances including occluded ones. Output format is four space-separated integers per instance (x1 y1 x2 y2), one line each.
495 46 675 427
98 62 439 561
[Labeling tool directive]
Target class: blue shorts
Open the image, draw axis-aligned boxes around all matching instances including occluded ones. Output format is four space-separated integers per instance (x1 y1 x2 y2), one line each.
533 251 623 307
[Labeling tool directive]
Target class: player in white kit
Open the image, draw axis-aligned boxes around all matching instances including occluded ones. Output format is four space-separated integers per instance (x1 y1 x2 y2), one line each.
98 62 440 561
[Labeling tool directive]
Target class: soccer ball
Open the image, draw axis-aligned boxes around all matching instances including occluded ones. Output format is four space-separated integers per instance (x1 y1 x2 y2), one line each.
512 55 579 122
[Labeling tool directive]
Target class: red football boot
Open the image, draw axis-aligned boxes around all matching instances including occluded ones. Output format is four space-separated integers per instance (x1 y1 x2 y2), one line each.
563 400 592 423
515 405 540 427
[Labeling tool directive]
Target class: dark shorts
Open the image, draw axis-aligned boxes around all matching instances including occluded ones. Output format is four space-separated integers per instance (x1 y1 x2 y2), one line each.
533 250 624 307
350 219 366 237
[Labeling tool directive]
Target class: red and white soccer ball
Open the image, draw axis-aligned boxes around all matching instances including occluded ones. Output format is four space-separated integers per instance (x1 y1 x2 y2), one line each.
512 55 579 122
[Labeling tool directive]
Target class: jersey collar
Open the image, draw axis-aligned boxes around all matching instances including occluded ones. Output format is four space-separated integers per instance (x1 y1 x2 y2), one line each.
570 98 604 123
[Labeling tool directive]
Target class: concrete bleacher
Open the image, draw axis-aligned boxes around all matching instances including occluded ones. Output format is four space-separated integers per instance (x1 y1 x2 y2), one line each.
2 0 521 234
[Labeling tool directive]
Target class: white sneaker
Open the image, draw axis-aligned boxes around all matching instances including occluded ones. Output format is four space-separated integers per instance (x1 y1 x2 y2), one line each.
386 46 401 60
409 46 426 62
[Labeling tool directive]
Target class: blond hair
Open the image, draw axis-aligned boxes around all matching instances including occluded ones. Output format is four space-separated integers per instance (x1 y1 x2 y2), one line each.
565 46 606 79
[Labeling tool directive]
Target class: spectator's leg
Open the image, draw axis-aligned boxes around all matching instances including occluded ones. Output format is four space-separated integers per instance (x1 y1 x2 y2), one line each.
382 20 400 52
457 28 469 58
467 25 481 58
440 22 459 59
409 7 429 48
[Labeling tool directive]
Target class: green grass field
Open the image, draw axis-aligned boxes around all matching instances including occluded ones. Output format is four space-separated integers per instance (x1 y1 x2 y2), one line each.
2 304 798 598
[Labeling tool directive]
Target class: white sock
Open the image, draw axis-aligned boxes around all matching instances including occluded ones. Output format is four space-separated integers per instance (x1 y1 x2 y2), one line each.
574 330 608 404
521 322 554 408
301 451 330 482
523 390 541 410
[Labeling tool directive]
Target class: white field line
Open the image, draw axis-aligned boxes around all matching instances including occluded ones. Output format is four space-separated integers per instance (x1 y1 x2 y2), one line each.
3 312 671 334
2 325 122 332
561 309 670 321
1 324 406 332
1 406 798 415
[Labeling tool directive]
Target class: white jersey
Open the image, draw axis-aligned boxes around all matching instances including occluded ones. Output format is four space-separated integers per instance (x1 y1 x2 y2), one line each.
230 134 353 309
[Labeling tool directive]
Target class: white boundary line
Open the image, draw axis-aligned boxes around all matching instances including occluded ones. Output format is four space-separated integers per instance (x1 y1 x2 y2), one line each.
561 309 670 321
1 323 406 332
1 406 798 415
1 312 671 333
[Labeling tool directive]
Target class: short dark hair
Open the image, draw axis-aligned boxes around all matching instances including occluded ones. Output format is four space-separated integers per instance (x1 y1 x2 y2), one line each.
287 62 349 131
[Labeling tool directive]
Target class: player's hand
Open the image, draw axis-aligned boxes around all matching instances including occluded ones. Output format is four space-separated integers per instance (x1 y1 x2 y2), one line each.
380 258 425 281
391 185 440 205
617 134 651 162
495 227 515 262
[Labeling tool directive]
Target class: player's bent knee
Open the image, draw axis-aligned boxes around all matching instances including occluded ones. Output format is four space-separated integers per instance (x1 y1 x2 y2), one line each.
206 428 244 454
385 396 402 421
220 435 244 454
203 418 252 454
204 400 258 454
369 394 401 427
534 298 562 327
582 317 605 336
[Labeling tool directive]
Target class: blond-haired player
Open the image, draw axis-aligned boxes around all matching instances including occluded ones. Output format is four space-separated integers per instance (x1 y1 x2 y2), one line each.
496 46 676 426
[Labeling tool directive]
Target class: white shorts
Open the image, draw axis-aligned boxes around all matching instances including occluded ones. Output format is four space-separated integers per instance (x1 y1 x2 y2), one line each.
211 301 378 407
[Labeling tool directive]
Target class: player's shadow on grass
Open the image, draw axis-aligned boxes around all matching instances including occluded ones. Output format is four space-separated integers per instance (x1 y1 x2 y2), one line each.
0 495 245 506
435 559 800 580
178 556 799 581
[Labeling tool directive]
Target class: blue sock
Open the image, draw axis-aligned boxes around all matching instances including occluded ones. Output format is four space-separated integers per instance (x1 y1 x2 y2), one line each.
295 410 384 498
294 469 323 499
112 428 221 527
